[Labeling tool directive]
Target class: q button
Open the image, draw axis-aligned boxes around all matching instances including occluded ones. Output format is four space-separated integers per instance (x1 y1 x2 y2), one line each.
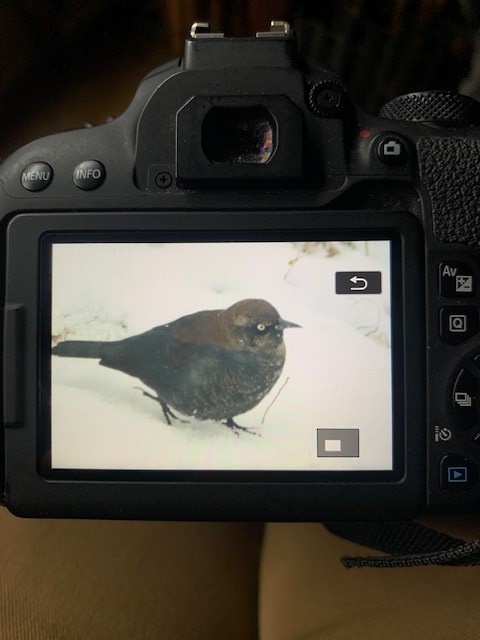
73 160 105 190
440 307 479 344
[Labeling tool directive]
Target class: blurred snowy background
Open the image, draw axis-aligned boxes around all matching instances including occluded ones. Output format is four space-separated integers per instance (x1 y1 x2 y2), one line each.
51 239 393 472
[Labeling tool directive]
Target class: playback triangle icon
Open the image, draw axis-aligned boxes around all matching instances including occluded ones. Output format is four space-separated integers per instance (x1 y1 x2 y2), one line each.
442 456 478 490
447 466 467 483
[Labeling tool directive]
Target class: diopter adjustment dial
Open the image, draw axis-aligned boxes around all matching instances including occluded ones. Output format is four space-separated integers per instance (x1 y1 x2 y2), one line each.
307 81 346 117
379 91 480 126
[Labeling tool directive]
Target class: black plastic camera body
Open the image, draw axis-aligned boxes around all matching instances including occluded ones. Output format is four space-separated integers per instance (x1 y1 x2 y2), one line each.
1 25 480 521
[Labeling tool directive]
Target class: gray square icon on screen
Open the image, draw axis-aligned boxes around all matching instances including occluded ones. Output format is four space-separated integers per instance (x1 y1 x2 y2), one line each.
317 429 359 457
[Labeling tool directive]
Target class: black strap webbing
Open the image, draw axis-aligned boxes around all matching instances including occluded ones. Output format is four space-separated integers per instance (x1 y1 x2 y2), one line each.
324 521 480 568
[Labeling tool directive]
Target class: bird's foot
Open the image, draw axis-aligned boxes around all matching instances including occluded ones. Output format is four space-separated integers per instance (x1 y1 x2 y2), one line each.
160 401 189 426
222 417 261 437
133 387 188 425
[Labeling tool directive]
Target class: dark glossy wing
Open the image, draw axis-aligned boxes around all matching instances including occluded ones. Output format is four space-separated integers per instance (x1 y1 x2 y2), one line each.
98 325 259 396
98 326 177 388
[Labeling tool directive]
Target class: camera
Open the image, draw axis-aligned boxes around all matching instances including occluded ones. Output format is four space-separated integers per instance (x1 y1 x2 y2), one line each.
2 21 480 521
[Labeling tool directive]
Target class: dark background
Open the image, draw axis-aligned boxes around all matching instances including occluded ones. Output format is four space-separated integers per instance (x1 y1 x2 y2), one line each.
1 0 479 156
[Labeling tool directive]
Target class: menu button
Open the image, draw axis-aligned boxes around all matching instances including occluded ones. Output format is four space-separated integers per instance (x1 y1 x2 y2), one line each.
21 162 53 191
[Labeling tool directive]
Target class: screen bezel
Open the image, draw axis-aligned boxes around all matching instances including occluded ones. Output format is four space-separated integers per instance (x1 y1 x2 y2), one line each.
3 210 425 521
40 228 403 483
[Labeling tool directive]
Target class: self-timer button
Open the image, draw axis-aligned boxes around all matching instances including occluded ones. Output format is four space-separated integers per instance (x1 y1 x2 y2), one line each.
73 160 106 190
439 262 475 297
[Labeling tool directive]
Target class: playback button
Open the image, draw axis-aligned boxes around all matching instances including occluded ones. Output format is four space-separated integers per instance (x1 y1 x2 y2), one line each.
441 455 478 491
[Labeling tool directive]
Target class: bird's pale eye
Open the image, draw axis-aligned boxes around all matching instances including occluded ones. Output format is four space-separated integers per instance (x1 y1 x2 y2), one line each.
256 323 266 332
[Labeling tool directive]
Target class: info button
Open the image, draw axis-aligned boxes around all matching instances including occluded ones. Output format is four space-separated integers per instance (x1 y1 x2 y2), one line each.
73 160 105 190
335 271 381 295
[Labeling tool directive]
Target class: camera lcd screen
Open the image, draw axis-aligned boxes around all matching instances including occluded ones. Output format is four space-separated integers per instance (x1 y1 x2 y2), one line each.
46 234 399 477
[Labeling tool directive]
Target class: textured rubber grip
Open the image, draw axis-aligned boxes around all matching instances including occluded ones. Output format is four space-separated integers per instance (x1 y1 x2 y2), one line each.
418 137 480 249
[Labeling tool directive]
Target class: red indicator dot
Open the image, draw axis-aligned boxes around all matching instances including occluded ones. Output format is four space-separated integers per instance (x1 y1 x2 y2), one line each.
359 129 371 138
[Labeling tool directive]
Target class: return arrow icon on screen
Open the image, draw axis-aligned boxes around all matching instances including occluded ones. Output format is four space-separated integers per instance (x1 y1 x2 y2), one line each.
350 275 368 290
335 271 382 295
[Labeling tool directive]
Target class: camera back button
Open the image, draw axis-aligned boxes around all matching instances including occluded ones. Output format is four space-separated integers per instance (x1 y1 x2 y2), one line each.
452 368 479 429
439 262 475 297
439 307 479 344
21 162 53 191
73 160 105 190
440 455 478 491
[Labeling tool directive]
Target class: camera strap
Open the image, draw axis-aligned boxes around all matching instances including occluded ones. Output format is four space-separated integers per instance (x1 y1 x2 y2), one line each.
324 521 480 568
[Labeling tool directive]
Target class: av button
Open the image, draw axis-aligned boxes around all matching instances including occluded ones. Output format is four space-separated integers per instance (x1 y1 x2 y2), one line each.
441 455 478 491
21 162 53 191
439 262 475 297
73 160 105 190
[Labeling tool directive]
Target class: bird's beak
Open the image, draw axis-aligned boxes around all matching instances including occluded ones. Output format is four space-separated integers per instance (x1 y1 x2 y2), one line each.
276 318 301 330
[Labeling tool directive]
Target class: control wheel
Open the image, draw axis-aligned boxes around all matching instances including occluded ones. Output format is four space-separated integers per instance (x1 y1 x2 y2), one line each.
379 91 480 126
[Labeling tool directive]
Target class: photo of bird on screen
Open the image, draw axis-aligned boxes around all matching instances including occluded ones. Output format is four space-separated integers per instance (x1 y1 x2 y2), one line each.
52 299 300 435
49 240 393 472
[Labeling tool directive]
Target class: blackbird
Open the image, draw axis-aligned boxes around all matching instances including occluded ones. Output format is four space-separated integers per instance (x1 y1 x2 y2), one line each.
52 299 300 433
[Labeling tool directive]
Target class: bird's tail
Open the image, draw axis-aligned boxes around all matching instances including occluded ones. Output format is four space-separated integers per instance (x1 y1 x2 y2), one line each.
51 340 109 359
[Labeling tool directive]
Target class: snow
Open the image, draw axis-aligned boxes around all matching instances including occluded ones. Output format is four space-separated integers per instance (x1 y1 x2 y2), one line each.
51 239 393 472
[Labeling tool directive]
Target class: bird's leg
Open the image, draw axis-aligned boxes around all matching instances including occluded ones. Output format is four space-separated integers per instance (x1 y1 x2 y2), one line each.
222 417 261 437
159 401 177 426
133 387 188 425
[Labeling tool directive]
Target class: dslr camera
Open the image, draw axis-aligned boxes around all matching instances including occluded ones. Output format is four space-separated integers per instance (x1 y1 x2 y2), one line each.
2 22 479 521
